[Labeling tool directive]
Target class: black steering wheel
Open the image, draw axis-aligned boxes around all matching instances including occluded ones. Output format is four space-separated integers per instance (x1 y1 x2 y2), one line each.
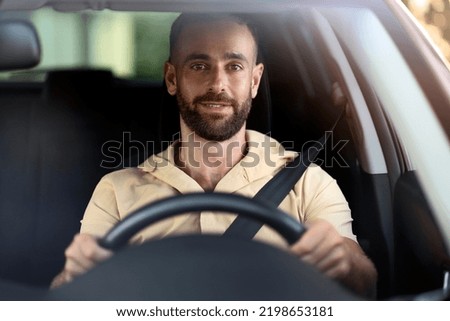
99 192 306 251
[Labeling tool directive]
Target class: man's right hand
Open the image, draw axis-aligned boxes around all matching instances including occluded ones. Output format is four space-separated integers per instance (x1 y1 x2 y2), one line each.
50 233 113 288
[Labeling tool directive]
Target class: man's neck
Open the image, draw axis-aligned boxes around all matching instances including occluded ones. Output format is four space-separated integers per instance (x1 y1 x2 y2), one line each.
176 125 247 191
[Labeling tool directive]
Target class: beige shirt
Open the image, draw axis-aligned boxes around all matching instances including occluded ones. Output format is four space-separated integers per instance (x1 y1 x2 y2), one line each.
80 130 356 248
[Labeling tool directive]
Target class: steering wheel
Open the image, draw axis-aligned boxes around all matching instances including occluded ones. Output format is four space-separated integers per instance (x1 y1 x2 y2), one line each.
99 192 306 251
48 192 361 300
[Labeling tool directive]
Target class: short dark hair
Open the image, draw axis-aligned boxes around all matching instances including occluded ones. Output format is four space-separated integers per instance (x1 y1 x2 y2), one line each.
169 13 260 63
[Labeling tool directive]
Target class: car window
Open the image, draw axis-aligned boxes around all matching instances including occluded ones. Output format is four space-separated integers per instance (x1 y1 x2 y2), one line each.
0 9 178 82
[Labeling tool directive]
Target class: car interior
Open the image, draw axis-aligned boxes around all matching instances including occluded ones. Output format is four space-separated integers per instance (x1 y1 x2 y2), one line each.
0 1 449 301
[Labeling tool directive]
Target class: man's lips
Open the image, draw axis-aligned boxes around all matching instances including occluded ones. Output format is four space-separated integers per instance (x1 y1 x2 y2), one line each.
199 101 232 108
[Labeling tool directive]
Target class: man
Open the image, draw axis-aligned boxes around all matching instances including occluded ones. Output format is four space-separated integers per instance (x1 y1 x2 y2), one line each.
51 13 377 297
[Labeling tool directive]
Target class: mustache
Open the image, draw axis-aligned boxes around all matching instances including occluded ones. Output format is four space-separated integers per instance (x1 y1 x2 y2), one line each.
192 92 237 106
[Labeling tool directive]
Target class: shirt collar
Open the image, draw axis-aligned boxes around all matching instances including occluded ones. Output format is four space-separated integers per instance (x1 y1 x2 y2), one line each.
139 130 297 193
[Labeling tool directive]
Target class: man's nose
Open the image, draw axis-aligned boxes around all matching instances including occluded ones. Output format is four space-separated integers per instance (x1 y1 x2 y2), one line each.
208 67 226 93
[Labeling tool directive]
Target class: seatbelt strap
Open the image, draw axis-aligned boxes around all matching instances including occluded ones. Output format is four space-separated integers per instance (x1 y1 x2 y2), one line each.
223 110 345 240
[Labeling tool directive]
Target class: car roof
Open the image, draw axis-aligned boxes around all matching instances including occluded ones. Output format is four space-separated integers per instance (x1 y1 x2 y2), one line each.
0 0 390 12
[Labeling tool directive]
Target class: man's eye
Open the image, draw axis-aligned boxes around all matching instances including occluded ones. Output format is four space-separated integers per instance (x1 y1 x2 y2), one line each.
191 64 207 71
229 64 243 71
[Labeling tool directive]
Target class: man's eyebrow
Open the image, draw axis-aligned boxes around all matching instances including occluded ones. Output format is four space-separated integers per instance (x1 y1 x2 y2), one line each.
224 52 249 63
183 52 250 64
183 53 211 64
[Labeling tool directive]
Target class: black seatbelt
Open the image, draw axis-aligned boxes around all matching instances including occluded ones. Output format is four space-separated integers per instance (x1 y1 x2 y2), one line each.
223 110 345 240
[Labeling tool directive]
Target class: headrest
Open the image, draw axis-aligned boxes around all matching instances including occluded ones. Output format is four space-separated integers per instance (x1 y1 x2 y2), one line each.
44 69 114 107
0 20 41 71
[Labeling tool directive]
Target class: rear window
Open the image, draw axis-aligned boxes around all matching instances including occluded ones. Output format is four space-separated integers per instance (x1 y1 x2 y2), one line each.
0 8 178 82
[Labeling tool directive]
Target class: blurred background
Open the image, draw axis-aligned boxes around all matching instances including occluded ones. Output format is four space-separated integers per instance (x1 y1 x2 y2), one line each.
403 0 450 62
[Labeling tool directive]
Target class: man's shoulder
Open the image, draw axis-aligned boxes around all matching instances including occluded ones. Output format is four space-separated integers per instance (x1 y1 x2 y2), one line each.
299 163 338 191
100 167 148 185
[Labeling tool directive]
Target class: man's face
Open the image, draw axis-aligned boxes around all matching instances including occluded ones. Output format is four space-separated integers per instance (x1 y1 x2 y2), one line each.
165 19 264 141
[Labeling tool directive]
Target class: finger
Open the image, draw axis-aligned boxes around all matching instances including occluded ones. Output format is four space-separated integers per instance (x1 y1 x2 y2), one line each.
295 235 331 266
321 257 351 279
290 220 334 258
79 238 113 263
290 227 325 256
64 243 95 277
314 244 348 274
64 234 112 277
315 238 353 279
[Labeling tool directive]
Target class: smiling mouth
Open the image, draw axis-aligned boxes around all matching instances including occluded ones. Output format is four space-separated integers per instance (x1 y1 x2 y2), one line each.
200 102 232 108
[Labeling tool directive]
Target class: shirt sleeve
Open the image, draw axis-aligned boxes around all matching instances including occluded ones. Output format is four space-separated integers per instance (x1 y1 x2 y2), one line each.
296 164 357 242
79 174 121 238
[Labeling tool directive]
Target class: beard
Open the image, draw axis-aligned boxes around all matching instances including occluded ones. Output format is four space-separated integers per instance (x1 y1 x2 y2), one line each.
177 91 252 142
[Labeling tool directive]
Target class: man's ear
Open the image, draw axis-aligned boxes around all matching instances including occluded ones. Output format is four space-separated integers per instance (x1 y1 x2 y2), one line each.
164 61 177 96
251 63 264 99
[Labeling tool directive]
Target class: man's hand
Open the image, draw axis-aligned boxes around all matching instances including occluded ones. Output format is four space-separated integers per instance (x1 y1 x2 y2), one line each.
50 234 112 288
290 219 377 297
290 220 351 279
